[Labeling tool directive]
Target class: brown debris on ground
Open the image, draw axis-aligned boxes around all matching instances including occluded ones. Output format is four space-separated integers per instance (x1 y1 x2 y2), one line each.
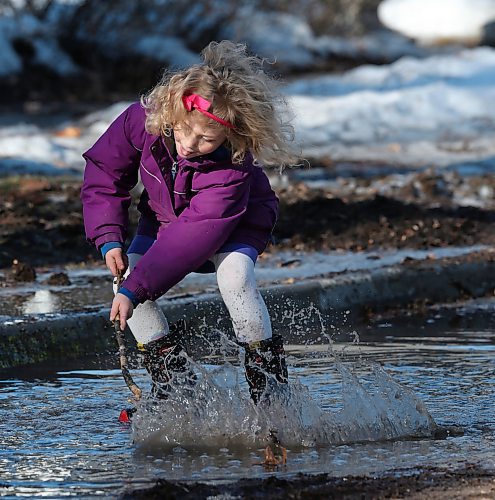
0 169 494 270
0 176 99 269
275 189 495 252
274 167 495 252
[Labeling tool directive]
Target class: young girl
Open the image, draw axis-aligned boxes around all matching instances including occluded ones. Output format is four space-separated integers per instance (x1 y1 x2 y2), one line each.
81 40 297 405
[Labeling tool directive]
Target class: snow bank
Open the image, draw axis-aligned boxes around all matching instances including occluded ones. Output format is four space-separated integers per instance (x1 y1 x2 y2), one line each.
0 103 129 175
286 47 495 166
378 0 495 44
1 48 495 173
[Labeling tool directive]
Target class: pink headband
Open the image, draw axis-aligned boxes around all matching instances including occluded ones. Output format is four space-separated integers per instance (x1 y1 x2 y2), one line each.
182 93 235 129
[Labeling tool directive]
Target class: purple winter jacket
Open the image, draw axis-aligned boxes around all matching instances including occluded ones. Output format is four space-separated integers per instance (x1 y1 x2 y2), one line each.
81 102 278 303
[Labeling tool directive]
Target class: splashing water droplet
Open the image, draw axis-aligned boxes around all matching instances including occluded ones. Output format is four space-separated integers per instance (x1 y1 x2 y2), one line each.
130 355 437 453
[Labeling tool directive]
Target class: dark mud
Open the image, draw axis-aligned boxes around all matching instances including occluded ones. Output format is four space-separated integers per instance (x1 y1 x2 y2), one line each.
1 170 495 275
0 176 95 272
120 465 494 499
277 191 495 252
275 167 495 252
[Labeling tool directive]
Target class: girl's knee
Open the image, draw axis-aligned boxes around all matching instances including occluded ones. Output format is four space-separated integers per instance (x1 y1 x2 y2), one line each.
215 252 255 293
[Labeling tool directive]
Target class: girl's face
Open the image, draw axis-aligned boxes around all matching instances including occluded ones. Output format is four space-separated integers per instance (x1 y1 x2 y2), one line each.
174 117 227 159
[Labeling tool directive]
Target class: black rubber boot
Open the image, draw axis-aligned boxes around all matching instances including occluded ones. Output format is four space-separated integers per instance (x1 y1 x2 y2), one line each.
141 320 194 399
241 334 288 404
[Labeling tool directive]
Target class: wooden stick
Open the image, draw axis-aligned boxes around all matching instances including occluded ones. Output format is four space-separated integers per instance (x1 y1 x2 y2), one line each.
114 273 142 400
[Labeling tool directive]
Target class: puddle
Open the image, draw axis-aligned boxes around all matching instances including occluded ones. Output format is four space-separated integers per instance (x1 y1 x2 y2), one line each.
0 246 487 319
0 300 494 498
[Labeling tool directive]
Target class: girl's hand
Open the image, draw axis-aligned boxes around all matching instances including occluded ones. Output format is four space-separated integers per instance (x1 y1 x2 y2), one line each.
105 247 128 277
110 293 134 331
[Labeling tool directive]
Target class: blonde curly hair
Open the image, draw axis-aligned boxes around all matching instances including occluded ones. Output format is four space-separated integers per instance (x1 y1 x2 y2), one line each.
141 40 298 167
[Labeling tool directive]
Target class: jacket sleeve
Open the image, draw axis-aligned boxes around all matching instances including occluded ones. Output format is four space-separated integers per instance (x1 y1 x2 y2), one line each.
121 165 251 302
80 103 144 249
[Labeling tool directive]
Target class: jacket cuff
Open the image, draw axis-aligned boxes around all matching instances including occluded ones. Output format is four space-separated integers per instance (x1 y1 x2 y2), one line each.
120 277 150 304
93 233 124 250
100 241 123 259
118 287 140 307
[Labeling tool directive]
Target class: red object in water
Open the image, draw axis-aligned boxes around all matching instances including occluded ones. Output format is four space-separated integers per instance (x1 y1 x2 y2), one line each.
118 409 131 423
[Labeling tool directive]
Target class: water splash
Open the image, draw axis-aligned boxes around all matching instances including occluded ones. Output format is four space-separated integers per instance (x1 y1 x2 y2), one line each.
131 349 437 452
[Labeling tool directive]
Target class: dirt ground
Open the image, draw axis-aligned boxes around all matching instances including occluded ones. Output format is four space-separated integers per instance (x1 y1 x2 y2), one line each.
120 465 495 499
1 167 494 274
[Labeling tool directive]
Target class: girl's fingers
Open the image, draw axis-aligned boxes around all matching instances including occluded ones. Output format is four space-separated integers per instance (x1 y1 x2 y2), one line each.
115 254 127 274
110 300 119 322
105 248 127 277
118 254 128 275
106 256 118 277
110 296 133 331
120 311 127 332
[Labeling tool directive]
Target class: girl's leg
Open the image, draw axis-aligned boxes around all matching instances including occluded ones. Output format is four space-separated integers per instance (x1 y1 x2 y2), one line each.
213 250 271 344
115 252 189 398
213 250 288 403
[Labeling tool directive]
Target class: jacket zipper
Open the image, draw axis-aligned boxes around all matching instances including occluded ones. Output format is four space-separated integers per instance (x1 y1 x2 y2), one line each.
171 161 177 182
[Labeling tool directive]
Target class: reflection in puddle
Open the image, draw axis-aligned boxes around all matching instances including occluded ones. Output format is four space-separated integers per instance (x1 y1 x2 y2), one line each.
23 289 60 314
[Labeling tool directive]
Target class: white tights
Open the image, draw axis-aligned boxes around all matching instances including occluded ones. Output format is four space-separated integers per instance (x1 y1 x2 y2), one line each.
115 251 272 345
